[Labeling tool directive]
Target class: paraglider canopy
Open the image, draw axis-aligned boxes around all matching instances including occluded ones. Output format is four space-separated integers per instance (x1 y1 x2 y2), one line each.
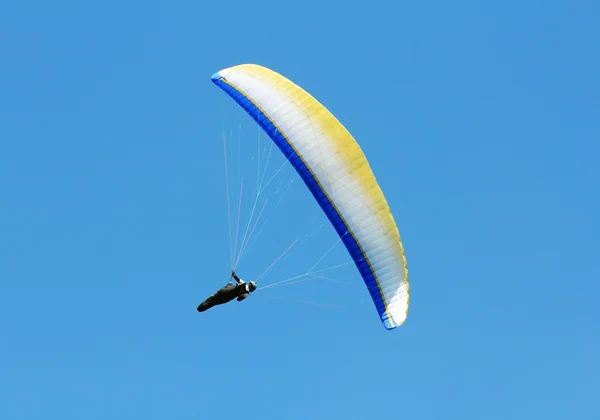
211 64 409 330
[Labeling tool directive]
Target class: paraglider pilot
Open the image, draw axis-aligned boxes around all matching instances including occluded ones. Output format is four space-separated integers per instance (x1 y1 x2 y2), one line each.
197 270 258 312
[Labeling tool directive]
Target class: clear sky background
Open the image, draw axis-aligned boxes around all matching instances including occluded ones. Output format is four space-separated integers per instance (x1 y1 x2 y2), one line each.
1 1 599 419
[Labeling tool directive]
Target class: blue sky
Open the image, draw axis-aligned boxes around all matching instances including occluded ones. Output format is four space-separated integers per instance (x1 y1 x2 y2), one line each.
1 0 599 419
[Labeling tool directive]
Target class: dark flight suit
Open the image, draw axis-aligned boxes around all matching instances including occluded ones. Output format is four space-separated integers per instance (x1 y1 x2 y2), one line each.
197 275 250 312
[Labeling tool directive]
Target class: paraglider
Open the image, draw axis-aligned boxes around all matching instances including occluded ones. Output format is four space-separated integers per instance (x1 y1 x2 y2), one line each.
210 64 410 330
197 271 258 312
